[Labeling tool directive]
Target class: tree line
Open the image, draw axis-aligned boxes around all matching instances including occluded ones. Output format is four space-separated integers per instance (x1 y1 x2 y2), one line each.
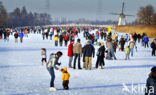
0 1 52 28
0 1 117 28
8 7 52 27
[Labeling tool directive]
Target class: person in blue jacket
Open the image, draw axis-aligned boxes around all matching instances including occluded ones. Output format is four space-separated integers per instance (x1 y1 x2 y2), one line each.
19 32 24 43
144 35 149 48
124 34 129 42
84 41 95 70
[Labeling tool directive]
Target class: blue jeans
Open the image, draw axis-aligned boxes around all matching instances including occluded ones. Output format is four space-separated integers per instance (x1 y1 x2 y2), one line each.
47 67 55 87
49 34 53 40
69 56 73 67
129 48 134 56
125 54 130 60
108 48 117 60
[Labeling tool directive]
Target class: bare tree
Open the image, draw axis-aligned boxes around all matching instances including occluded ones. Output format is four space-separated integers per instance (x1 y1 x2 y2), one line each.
137 5 154 25
151 13 156 25
0 1 8 27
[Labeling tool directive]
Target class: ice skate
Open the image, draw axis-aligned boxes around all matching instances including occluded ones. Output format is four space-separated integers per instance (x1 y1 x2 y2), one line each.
49 87 57 91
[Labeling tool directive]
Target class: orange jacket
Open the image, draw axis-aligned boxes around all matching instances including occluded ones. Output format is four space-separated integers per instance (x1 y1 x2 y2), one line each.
61 67 70 80
24 30 28 34
62 72 70 80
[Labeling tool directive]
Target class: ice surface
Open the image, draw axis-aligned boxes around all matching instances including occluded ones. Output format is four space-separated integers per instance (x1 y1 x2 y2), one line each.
0 29 155 95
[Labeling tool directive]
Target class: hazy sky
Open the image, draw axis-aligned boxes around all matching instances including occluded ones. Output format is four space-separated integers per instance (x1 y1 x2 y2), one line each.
1 0 156 22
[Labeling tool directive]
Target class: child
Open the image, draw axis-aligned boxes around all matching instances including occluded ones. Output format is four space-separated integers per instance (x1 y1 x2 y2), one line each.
54 34 59 46
125 46 130 60
61 67 70 90
41 48 47 65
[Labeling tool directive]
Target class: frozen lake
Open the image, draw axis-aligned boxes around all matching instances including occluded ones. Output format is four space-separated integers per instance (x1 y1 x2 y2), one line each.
0 30 155 95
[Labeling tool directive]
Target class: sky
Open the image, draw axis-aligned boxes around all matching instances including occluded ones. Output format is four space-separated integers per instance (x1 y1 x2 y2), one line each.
1 0 156 22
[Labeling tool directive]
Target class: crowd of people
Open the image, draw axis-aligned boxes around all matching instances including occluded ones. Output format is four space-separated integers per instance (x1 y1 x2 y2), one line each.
1 26 156 92
37 26 156 91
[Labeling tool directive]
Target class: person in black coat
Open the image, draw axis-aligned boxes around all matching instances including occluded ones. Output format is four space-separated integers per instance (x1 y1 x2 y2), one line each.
96 42 105 69
151 39 156 56
119 37 125 51
59 33 64 46
46 29 49 39
100 31 104 39
137 34 141 43
82 43 87 68
4 30 7 41
133 33 138 42
14 32 19 43
0 29 2 39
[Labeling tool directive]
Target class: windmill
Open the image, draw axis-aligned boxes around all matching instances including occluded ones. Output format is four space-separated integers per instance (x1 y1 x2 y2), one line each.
111 0 133 26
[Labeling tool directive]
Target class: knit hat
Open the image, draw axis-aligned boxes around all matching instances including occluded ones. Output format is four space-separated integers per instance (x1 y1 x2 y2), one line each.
151 67 156 72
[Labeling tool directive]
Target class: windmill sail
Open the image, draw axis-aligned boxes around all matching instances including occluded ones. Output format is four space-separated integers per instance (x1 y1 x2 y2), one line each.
110 0 133 26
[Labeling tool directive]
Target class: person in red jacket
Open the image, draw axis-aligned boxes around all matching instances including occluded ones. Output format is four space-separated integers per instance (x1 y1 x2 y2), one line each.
64 34 69 47
68 40 74 68
91 34 95 44
97 31 100 37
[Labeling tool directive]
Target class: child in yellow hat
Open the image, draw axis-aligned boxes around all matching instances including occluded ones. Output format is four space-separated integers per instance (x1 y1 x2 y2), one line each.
61 67 70 90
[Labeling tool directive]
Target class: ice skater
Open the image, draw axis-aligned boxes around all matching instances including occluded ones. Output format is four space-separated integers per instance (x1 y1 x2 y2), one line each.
41 48 47 66
61 67 70 90
46 51 62 91
125 46 130 60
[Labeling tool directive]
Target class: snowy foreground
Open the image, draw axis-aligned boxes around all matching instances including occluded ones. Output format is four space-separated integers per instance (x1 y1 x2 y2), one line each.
0 30 156 95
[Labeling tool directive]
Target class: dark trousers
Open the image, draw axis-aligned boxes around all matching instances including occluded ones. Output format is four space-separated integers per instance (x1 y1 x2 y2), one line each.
59 41 63 46
55 41 58 46
46 35 48 39
144 42 149 48
138 38 140 43
62 80 69 90
96 56 105 68
41 58 47 64
20 38 23 43
50 35 52 40
152 48 155 56
65 40 68 46
121 45 124 51
101 36 103 39
73 54 81 69
42 36 45 40
47 67 55 87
